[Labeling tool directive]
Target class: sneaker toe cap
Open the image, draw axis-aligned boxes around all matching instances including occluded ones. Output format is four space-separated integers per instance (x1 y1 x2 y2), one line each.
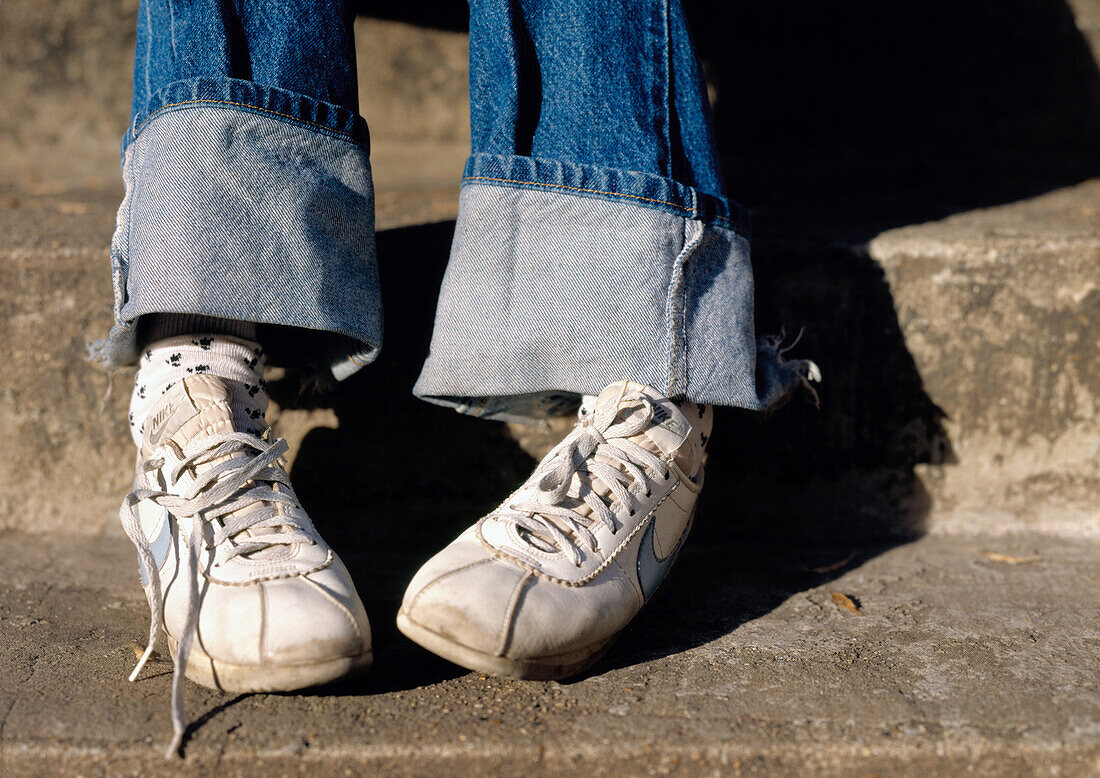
401 548 529 657
258 574 370 665
503 570 640 660
182 571 368 666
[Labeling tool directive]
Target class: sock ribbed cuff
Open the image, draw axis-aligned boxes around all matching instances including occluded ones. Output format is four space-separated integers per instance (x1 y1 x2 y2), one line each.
139 314 258 348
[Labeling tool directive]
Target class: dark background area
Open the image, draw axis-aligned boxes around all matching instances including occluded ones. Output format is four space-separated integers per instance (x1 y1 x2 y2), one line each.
275 1 1100 682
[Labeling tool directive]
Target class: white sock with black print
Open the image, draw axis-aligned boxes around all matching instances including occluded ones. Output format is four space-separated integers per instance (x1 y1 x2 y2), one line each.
128 334 269 446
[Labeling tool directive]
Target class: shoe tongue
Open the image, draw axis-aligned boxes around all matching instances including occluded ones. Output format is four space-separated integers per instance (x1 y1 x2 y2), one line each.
142 375 296 561
143 375 246 455
592 381 691 457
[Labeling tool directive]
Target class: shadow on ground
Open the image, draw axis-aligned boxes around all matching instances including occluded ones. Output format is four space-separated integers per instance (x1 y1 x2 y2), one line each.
271 223 938 691
275 0 1098 686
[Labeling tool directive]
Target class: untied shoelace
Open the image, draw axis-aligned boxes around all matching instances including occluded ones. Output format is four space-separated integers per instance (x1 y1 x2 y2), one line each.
118 431 310 757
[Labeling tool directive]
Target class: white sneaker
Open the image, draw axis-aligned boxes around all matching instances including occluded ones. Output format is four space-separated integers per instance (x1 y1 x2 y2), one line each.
397 380 711 680
119 374 371 753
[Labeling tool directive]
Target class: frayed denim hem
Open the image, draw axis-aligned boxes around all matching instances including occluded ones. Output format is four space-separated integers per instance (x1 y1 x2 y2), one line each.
92 88 380 378
414 174 815 423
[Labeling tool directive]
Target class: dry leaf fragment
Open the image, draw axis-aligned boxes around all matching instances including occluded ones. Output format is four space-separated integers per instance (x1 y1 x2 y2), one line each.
980 552 1038 564
829 591 861 613
129 640 167 663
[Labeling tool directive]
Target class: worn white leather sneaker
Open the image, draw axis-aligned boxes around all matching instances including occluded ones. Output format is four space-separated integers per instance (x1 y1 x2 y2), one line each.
397 380 711 680
119 374 371 753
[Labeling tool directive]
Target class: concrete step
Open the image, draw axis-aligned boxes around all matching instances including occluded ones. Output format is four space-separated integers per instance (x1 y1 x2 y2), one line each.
5 180 1095 537
2 4 1097 538
1 530 1097 776
742 181 1100 539
865 184 1100 534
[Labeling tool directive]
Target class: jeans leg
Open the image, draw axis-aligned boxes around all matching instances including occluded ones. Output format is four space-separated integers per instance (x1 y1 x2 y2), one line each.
96 0 380 379
414 0 802 422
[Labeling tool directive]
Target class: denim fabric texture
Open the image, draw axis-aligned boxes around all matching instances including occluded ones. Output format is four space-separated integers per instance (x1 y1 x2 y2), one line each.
96 0 809 419
412 179 759 421
103 98 379 376
130 0 360 118
467 0 726 197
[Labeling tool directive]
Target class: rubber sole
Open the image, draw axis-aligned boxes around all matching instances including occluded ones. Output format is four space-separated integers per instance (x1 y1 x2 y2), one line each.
165 633 372 693
396 611 614 681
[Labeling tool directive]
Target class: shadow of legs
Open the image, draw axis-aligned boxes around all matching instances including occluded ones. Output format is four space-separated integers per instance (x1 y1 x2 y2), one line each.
272 220 947 684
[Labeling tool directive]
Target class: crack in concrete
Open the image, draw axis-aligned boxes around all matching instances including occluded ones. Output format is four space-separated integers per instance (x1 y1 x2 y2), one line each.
0 696 18 769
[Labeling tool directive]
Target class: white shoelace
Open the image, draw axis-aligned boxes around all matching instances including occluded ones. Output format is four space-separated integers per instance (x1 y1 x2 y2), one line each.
498 390 670 566
118 431 311 757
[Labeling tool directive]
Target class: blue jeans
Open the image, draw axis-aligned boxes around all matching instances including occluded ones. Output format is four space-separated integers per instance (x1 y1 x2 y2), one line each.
98 0 804 422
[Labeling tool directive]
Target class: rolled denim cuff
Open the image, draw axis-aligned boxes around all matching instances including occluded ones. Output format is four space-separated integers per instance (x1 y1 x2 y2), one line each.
414 154 806 423
94 78 380 378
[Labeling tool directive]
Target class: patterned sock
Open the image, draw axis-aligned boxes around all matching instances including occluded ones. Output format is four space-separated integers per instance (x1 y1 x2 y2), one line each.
128 334 269 446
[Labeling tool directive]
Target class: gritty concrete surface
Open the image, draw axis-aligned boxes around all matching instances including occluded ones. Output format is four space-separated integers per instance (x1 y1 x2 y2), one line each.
1 530 1097 777
868 182 1100 536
